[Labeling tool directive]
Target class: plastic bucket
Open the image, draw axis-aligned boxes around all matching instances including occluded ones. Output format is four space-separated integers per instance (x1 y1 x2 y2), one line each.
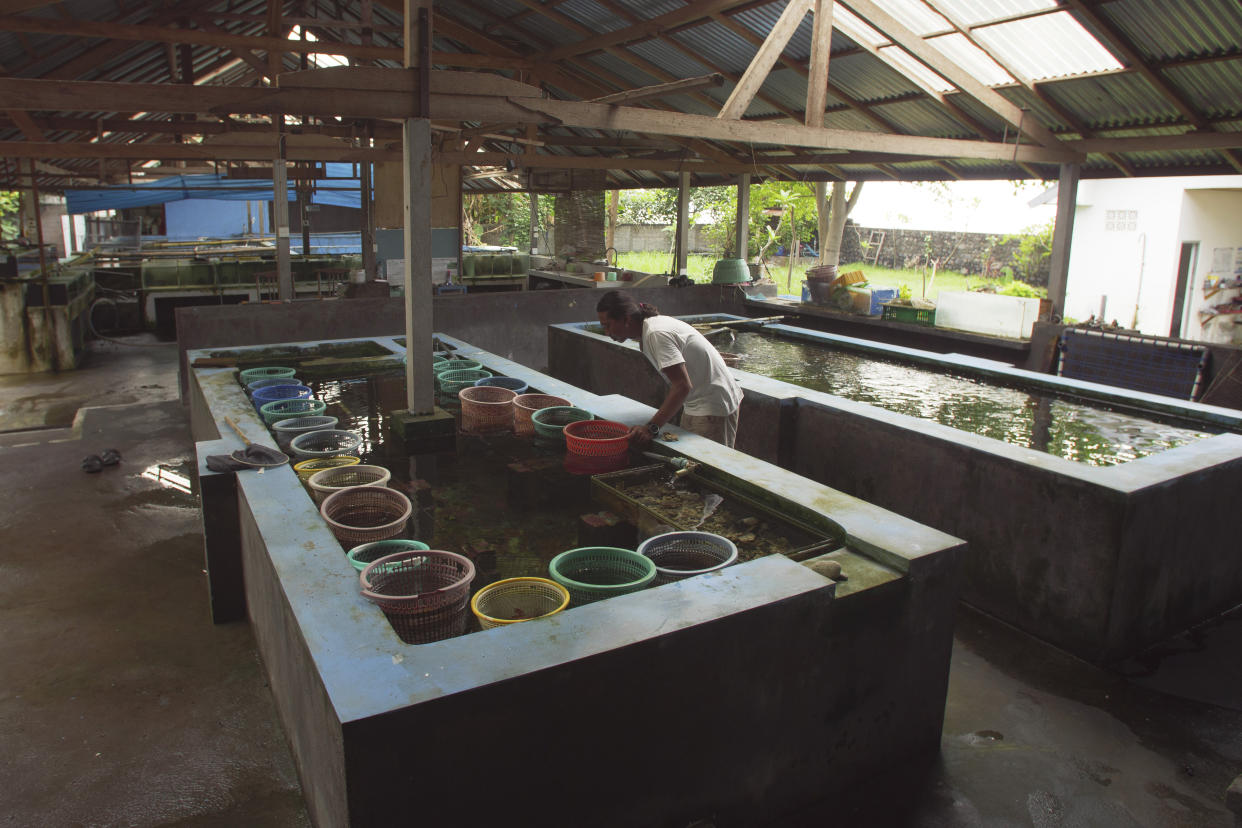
471 577 569 629
548 547 656 606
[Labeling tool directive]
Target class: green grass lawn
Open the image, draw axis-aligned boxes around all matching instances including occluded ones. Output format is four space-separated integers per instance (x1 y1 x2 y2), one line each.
615 251 1042 301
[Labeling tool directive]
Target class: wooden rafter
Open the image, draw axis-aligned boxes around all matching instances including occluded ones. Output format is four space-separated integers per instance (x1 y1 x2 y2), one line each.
718 0 812 120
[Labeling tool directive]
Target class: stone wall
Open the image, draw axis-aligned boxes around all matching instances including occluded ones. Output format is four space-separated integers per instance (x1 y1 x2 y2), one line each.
614 223 713 253
839 222 1050 286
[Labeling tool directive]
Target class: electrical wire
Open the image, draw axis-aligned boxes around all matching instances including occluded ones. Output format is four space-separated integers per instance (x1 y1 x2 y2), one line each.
87 295 176 347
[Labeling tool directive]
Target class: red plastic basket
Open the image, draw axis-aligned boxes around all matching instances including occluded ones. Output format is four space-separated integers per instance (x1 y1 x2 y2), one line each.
458 385 517 434
563 419 630 458
513 393 571 436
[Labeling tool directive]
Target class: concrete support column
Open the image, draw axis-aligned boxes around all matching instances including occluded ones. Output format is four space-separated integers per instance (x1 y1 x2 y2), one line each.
1047 163 1079 321
736 173 751 259
403 119 433 413
360 141 376 281
273 135 292 301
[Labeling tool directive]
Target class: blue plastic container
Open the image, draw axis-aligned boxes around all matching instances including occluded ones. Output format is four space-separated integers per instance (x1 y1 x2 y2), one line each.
474 376 529 395
869 288 898 316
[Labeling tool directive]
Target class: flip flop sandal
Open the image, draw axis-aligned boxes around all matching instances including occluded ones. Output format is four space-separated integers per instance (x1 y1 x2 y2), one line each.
81 455 103 473
100 448 122 466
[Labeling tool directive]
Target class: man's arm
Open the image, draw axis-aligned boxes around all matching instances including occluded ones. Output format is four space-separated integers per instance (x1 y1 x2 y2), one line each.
628 362 692 446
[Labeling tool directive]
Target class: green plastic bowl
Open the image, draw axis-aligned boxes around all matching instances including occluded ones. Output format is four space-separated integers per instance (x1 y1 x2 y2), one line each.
347 539 430 573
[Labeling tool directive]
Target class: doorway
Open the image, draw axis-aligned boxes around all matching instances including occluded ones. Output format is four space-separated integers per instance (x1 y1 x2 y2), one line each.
1170 241 1198 338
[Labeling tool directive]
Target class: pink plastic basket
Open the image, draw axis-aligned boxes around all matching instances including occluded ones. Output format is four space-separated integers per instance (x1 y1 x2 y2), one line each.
458 385 517 435
513 393 571 436
320 485 411 546
360 550 476 644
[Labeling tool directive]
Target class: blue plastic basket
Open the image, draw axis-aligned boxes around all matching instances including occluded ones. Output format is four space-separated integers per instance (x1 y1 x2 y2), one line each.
474 375 529 394
252 384 312 413
246 376 301 396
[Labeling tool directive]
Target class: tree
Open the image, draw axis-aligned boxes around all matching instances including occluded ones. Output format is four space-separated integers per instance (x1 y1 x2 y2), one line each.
814 181 864 267
0 191 20 242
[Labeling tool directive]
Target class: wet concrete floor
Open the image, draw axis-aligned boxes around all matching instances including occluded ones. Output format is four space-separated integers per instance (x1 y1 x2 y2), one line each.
1 336 1239 826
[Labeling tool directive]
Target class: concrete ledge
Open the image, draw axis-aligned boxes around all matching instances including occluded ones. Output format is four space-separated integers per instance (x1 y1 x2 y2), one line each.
188 333 964 827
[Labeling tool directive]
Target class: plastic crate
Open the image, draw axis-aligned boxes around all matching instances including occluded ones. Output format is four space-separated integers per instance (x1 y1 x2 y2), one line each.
881 303 936 327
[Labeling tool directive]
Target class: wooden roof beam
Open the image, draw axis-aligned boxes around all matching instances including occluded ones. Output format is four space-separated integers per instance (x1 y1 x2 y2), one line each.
718 0 813 120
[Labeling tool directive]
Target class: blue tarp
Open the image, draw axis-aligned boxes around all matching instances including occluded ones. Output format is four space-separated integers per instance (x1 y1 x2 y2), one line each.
65 162 362 214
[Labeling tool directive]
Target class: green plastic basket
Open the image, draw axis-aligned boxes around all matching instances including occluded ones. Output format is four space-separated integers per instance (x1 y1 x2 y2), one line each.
260 397 327 425
347 539 430 573
433 359 482 375
548 546 656 606
531 406 594 442
438 368 492 397
880 303 936 327
239 366 297 383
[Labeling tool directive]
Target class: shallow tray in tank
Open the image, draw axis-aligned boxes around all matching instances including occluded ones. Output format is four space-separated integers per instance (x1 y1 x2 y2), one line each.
590 465 843 562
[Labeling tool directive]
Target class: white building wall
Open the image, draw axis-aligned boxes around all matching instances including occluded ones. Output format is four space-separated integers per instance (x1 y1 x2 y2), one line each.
1177 187 1242 343
1064 176 1242 340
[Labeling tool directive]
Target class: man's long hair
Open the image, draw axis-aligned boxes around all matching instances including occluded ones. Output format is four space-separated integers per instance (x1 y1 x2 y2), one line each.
596 289 660 321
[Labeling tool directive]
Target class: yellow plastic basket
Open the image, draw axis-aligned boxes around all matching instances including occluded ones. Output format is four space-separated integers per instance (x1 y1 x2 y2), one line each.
294 455 360 483
470 577 570 629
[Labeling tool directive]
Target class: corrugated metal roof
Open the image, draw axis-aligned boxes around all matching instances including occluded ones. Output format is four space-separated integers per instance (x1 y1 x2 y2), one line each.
670 19 764 78
556 0 630 34
826 52 925 103
928 33 1014 87
1043 71 1181 129
1099 0 1242 62
870 98 977 138
867 0 951 36
1163 60 1242 121
928 0 1058 28
973 11 1123 81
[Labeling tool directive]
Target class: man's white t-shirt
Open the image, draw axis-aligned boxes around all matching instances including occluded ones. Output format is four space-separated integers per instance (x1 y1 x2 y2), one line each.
640 315 743 417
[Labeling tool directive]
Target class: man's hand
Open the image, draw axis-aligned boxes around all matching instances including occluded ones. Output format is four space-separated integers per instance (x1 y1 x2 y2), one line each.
627 425 655 447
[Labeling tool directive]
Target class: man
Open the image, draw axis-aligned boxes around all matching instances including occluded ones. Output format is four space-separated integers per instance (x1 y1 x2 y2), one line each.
595 290 743 448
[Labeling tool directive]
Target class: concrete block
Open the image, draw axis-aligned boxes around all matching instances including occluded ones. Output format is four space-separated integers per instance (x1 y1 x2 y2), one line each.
388 406 456 454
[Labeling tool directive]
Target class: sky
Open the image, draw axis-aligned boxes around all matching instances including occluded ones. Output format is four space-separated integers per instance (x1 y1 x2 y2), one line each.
847 179 1057 235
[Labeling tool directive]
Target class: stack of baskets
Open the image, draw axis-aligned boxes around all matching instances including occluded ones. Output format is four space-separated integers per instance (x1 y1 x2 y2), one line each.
360 550 475 644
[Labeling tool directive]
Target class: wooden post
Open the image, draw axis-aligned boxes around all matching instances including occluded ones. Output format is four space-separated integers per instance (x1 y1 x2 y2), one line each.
403 0 434 414
736 173 750 260
675 170 690 277
606 188 618 258
1047 163 1079 321
268 0 291 300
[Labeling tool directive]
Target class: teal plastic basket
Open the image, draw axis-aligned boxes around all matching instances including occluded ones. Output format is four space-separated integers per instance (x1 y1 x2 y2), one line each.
530 406 594 442
260 397 327 425
438 368 492 396
239 366 297 383
433 359 482 375
346 539 430 572
548 547 656 606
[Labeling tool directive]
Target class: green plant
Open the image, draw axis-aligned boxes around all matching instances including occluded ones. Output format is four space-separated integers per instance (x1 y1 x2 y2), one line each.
898 283 912 301
998 280 1044 298
1002 219 1054 286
